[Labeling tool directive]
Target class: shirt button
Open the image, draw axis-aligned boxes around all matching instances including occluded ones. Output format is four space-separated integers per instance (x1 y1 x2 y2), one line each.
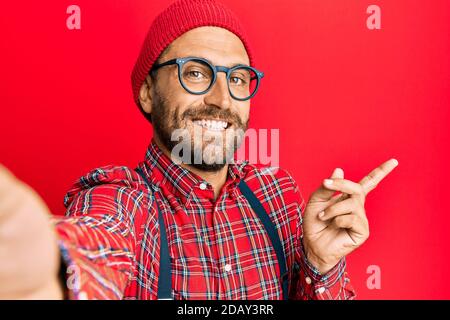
305 276 312 285
224 264 232 272
199 182 207 190
317 287 326 294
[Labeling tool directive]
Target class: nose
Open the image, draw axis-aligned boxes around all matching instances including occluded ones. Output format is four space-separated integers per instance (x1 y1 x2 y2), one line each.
203 72 232 110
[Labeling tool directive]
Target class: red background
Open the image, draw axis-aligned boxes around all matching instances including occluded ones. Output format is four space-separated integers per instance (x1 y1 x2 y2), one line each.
1 0 449 299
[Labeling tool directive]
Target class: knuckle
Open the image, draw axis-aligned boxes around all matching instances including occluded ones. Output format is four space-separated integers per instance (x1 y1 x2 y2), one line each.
326 206 336 217
333 216 342 227
356 183 365 195
353 196 365 209
365 173 378 187
337 215 347 225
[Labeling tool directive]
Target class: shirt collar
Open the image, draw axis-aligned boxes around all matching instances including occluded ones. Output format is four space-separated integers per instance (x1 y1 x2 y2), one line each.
139 139 248 202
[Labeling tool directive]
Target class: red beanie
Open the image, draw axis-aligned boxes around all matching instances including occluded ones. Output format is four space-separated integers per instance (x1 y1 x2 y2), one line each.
131 0 254 112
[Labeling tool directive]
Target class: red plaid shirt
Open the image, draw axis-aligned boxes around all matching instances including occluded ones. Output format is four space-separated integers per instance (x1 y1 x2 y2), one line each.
53 140 355 300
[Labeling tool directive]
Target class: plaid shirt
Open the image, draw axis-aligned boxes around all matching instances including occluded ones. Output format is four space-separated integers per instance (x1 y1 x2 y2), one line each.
53 140 355 300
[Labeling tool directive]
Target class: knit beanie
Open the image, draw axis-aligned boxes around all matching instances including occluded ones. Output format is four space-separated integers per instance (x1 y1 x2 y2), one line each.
130 0 254 116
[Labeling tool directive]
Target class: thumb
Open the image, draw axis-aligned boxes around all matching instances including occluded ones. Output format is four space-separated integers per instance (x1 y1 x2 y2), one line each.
309 167 344 202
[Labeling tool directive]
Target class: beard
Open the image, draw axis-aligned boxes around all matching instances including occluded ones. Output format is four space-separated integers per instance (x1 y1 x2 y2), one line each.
150 90 248 172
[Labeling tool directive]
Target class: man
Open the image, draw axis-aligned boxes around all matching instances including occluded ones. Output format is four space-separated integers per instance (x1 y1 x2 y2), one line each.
0 0 397 300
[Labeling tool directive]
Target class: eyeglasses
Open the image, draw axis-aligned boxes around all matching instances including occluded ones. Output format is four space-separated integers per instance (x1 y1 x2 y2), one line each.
150 56 264 101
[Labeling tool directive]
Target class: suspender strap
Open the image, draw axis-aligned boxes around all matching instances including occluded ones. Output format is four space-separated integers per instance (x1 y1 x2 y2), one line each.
238 179 289 300
135 168 173 300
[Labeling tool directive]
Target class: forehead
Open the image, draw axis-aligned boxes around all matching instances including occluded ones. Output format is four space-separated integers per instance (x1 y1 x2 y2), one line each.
163 26 250 67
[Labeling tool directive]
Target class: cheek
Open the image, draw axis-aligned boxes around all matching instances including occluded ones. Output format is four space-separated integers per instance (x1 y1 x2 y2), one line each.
237 102 250 122
175 92 202 107
168 94 203 127
158 80 196 115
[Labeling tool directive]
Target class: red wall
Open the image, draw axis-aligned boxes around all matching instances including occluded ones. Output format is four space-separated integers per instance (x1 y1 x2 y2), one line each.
1 0 449 299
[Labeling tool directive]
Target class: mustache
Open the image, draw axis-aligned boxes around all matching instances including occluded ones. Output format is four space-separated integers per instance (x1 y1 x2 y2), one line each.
181 105 244 128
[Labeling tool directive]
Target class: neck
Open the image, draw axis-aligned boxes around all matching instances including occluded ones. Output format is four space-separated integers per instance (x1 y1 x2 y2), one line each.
152 136 228 200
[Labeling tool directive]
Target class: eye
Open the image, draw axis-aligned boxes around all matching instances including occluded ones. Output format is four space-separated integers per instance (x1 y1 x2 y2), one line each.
188 71 203 78
230 76 246 86
183 69 209 81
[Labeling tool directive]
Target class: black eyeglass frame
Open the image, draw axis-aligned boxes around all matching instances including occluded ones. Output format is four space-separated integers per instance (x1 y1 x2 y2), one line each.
150 56 265 101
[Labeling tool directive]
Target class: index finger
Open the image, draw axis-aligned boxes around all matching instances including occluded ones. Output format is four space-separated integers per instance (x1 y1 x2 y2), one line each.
359 158 399 194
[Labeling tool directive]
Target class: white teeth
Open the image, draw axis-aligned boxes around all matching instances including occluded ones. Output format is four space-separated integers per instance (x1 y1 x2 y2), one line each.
193 119 228 131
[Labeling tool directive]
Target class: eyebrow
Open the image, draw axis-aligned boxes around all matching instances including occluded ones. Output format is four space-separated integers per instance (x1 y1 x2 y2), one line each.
194 56 250 68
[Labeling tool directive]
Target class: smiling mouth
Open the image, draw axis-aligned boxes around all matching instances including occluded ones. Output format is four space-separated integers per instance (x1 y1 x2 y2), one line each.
192 118 231 131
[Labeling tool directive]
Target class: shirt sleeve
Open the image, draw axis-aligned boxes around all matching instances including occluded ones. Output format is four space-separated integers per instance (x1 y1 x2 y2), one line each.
290 237 355 300
286 174 356 300
50 166 146 300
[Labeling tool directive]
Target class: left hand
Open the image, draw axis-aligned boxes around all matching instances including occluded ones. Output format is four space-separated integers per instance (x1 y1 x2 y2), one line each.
302 158 398 274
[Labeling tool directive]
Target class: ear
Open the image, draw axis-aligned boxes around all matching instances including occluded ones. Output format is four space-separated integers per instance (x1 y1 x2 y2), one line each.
139 75 154 115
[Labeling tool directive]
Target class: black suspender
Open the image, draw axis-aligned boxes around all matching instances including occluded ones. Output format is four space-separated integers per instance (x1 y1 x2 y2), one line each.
135 168 172 300
135 168 289 300
237 180 289 300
